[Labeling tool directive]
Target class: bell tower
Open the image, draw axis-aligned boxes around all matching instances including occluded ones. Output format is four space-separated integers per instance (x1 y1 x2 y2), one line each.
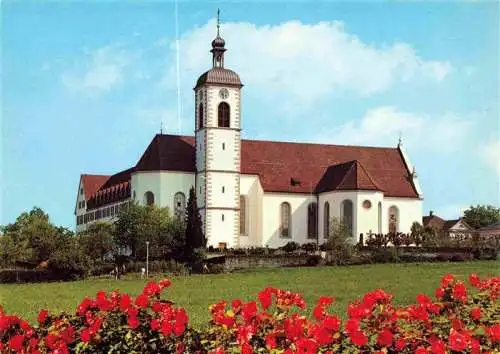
194 10 243 248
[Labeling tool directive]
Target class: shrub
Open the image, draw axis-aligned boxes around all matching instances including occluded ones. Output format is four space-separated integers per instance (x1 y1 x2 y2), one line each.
301 242 317 252
305 254 322 266
2 273 500 353
281 241 300 253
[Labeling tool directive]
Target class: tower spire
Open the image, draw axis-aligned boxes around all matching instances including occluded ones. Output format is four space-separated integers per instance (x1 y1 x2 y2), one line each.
217 8 220 37
210 8 226 68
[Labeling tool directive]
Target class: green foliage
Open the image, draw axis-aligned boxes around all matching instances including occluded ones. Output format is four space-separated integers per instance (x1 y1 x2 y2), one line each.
0 207 75 267
324 217 353 264
77 222 115 262
184 186 205 262
113 203 185 260
422 225 441 247
463 204 500 229
281 241 300 253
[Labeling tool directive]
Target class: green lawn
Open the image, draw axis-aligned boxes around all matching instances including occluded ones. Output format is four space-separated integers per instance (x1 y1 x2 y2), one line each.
0 261 498 328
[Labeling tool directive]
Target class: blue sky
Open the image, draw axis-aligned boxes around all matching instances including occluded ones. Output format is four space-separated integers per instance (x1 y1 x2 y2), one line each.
2 0 499 229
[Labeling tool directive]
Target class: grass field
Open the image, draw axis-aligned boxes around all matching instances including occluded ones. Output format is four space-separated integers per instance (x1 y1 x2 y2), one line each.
0 261 498 328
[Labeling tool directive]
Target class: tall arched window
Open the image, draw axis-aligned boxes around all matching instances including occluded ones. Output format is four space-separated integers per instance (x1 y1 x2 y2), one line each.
144 191 154 206
198 103 204 129
307 202 318 238
340 199 353 236
218 102 230 127
174 192 186 219
280 202 291 238
388 206 399 234
378 202 382 233
240 195 247 235
324 202 330 239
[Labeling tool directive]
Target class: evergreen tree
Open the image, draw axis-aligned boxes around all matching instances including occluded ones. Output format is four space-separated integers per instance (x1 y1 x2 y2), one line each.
185 186 205 258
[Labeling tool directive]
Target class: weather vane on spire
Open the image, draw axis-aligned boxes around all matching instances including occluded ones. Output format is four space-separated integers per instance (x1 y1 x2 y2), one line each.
216 8 221 36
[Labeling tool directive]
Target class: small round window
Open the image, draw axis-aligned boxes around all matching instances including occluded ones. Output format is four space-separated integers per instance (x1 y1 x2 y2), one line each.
362 200 372 209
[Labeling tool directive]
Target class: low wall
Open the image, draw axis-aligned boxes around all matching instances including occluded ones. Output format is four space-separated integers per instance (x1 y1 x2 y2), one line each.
223 255 310 272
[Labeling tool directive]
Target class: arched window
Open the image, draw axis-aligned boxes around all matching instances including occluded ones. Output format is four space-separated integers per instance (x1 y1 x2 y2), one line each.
378 202 382 233
340 199 353 235
218 102 230 127
388 206 399 234
174 192 186 219
144 191 154 206
198 103 204 129
307 202 318 238
240 195 247 235
324 202 330 239
280 202 291 238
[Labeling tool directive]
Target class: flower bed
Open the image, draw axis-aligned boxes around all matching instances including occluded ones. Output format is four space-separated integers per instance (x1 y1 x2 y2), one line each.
1 274 499 353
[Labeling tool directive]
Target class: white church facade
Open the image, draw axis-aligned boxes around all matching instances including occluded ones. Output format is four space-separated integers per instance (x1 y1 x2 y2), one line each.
75 20 424 249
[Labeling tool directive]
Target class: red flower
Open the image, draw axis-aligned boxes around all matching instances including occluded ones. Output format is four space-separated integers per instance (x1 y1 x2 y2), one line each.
430 337 446 354
143 281 161 297
128 315 140 329
159 279 171 289
241 342 253 354
469 273 481 287
60 325 75 344
435 287 445 299
350 330 368 347
135 294 149 309
265 333 277 349
232 299 242 311
8 334 24 352
38 309 49 325
80 328 91 343
415 346 429 354
395 338 406 351
471 338 480 354
452 282 467 302
120 294 131 311
241 302 258 323
377 328 393 347
441 274 455 288
471 307 481 321
151 319 161 331
449 329 468 352
322 315 340 332
258 288 273 310
487 324 500 342
416 293 431 305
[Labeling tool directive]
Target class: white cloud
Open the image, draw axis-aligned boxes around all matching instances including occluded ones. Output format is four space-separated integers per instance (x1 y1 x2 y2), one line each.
163 19 452 105
479 139 500 173
61 45 132 94
312 106 473 152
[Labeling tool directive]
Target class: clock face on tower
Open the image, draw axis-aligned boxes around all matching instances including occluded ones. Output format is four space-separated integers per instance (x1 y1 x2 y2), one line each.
219 88 229 99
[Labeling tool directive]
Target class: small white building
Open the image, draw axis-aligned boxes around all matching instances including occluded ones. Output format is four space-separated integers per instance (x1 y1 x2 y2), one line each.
75 22 424 249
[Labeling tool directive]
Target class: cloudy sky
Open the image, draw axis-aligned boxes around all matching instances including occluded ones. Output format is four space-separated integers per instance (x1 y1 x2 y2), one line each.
2 0 499 228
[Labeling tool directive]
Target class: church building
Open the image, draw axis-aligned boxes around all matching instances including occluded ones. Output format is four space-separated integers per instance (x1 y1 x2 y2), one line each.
75 18 424 249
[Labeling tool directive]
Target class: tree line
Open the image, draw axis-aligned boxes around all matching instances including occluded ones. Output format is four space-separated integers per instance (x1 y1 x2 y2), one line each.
0 187 205 273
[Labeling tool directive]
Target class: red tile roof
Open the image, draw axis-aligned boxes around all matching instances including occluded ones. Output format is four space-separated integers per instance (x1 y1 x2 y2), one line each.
422 214 446 229
315 160 384 194
82 168 134 210
135 134 419 198
81 175 109 200
81 134 420 208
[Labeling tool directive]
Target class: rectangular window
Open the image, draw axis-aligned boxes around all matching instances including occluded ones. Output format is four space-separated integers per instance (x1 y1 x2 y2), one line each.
222 186 225 193
222 142 225 150
82 201 85 209
222 213 225 221
80 188 83 195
